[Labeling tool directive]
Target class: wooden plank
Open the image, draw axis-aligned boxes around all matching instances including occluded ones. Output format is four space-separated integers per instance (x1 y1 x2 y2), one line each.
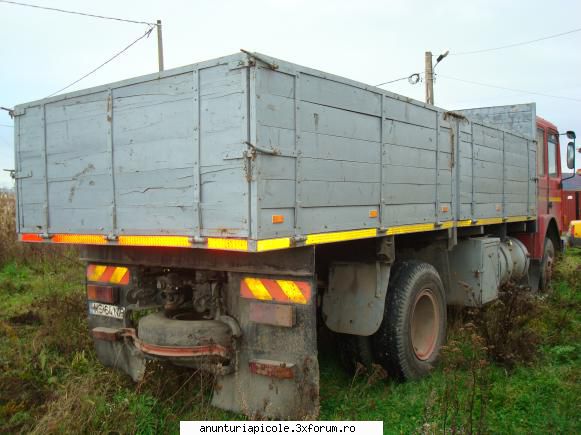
300 73 382 116
299 181 380 207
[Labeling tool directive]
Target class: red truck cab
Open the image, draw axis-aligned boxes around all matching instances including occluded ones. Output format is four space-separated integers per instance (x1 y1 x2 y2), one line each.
518 117 577 289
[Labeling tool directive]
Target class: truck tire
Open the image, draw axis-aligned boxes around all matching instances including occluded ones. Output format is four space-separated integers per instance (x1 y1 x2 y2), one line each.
336 333 374 375
539 238 555 293
138 311 232 348
372 260 446 380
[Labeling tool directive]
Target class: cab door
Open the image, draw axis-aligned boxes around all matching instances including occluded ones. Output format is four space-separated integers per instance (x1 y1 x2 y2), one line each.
536 127 548 216
546 129 562 233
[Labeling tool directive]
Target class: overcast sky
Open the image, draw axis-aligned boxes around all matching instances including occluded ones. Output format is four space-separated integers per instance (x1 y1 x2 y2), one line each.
1 0 580 188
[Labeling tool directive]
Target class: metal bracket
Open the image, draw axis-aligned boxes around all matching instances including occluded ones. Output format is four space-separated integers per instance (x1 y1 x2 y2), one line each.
5 169 32 180
240 49 279 70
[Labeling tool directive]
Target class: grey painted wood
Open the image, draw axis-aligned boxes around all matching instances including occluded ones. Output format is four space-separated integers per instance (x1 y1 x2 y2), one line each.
14 53 537 241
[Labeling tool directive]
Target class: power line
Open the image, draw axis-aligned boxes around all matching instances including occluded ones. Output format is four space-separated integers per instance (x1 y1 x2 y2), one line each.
46 25 155 98
451 26 581 56
438 74 581 103
0 0 155 25
0 124 13 128
377 72 421 87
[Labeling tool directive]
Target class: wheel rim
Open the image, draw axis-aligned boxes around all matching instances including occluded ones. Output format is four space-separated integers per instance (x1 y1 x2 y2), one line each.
545 256 554 283
411 288 439 361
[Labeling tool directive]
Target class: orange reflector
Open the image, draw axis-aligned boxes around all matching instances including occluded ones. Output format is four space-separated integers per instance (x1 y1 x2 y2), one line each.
87 265 130 285
271 214 285 224
369 210 378 218
207 238 248 251
118 235 190 247
52 234 107 245
87 285 118 304
249 359 295 379
440 205 449 213
241 277 311 304
21 233 44 242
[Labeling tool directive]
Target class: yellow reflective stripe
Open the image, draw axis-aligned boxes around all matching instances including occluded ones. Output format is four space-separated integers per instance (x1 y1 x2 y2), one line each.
385 221 453 235
257 237 291 252
244 278 272 301
306 228 377 245
110 267 128 284
475 217 504 225
276 280 307 304
207 238 248 251
89 265 107 281
504 215 529 223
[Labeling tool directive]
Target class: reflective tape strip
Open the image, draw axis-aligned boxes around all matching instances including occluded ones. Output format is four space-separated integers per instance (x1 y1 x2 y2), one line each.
306 228 377 245
385 221 454 235
276 280 307 304
241 277 311 304
243 278 273 301
207 238 248 251
88 265 107 282
87 265 130 285
109 267 130 284
257 237 291 252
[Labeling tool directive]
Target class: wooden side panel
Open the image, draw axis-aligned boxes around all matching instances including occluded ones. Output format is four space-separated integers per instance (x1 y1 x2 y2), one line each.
45 92 112 233
16 105 45 232
113 74 195 234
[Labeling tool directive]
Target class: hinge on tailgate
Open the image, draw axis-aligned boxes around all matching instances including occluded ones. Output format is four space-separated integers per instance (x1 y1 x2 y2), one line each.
4 169 32 180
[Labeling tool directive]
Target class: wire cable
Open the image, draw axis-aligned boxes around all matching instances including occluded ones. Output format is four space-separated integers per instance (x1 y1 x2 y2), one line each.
438 74 581 103
0 124 13 128
0 0 155 25
376 72 421 87
451 26 581 56
46 25 155 98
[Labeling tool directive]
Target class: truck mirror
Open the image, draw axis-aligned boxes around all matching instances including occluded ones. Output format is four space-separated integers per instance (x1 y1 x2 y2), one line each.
566 130 576 140
567 142 576 170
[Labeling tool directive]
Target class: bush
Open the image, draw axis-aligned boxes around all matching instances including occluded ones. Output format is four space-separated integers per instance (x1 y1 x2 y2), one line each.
0 192 79 268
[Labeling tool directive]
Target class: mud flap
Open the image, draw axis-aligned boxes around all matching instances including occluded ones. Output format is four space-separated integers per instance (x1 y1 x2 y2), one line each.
212 273 319 419
89 315 146 382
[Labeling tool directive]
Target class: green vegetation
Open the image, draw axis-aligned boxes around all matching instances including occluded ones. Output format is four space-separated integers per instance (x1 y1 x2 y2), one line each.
0 194 580 433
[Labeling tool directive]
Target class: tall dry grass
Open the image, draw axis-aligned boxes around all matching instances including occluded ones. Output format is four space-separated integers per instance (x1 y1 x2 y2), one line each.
0 191 78 267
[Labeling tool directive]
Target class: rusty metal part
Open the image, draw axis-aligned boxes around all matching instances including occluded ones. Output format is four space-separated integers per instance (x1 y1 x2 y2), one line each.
410 288 439 361
239 49 279 70
249 302 295 327
91 326 230 358
249 359 295 379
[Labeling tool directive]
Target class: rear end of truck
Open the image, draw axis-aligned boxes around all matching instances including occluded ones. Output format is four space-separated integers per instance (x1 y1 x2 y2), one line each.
13 53 320 418
13 51 544 419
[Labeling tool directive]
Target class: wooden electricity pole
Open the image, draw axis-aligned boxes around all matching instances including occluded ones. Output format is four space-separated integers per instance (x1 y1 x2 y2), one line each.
156 20 164 72
425 51 434 105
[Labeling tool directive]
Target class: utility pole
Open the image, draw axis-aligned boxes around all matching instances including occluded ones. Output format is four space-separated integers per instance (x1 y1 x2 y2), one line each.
156 20 164 72
425 51 434 105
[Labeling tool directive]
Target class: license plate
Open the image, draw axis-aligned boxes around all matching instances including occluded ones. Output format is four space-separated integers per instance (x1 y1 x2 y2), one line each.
89 302 126 320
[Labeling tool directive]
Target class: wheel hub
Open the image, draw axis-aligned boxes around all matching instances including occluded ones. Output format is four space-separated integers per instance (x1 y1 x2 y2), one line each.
410 288 439 361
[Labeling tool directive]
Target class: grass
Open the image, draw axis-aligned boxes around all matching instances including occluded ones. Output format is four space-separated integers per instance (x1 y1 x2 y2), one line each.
0 252 579 434
0 190 580 433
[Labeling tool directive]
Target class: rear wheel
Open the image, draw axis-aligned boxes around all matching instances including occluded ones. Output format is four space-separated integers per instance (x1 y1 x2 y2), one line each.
372 261 446 380
539 237 555 293
336 333 374 375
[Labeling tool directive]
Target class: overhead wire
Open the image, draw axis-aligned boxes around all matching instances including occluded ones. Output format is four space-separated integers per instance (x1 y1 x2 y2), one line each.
0 0 155 25
437 74 581 103
46 25 155 98
451 26 581 55
376 72 421 87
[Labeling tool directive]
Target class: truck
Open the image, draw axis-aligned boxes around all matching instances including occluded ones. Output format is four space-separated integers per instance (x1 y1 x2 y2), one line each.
11 51 577 419
563 173 581 246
